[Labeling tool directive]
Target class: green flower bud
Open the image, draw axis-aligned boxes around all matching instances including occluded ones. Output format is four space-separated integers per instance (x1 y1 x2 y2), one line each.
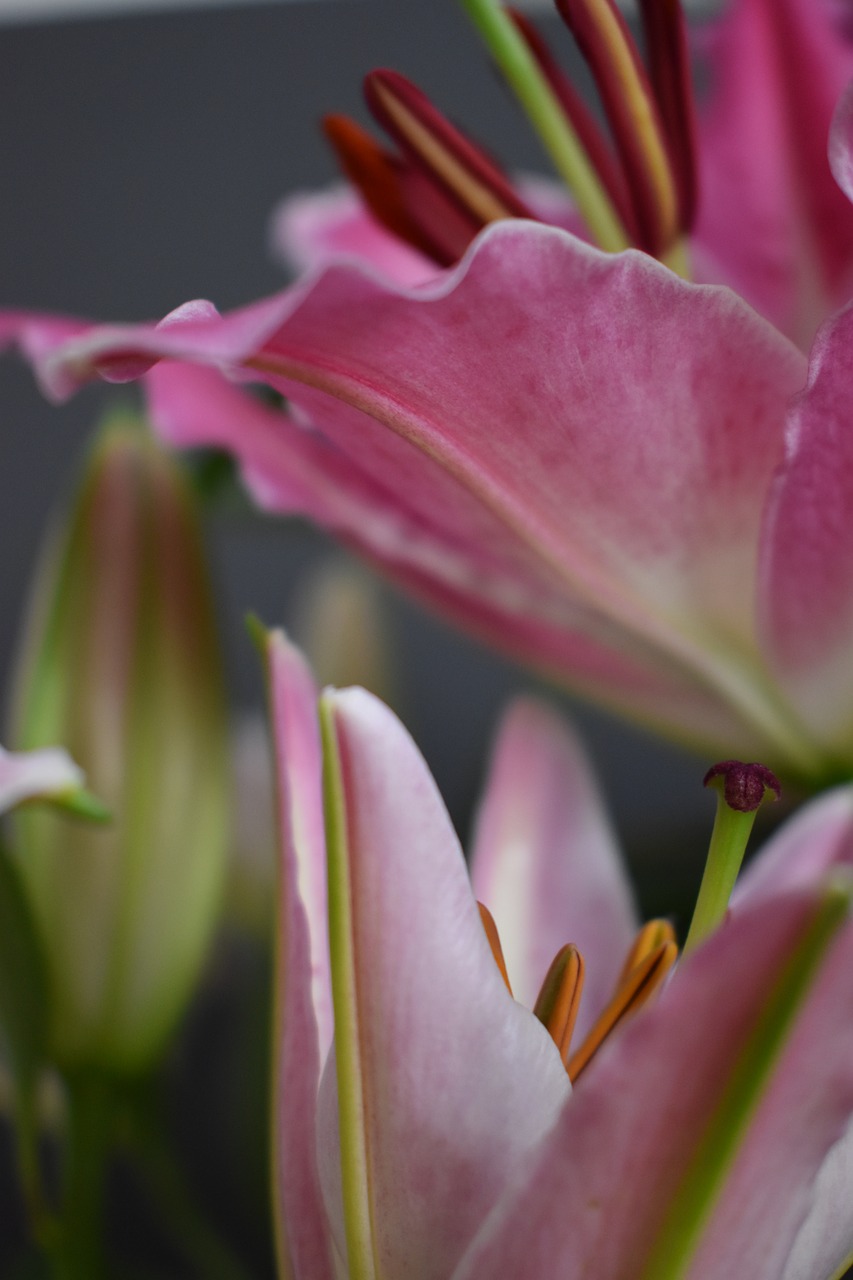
11 414 228 1074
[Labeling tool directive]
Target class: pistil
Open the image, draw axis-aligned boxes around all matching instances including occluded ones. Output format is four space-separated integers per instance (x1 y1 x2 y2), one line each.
683 761 781 956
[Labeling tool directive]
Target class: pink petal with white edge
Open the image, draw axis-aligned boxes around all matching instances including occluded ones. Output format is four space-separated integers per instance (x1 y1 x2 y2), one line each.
451 889 853 1280
266 633 335 1280
317 688 570 1280
695 0 853 346
0 745 84 814
759 299 853 757
25 224 811 761
469 698 637 1031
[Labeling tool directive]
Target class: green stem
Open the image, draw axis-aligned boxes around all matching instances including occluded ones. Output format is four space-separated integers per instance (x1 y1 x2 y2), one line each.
15 1081 57 1250
125 1090 255 1280
458 0 631 251
52 1073 114 1280
683 797 757 956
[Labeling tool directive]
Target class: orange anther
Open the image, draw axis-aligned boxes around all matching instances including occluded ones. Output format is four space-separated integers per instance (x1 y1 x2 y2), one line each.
617 918 676 986
568 939 677 1081
533 944 586 1069
478 902 513 996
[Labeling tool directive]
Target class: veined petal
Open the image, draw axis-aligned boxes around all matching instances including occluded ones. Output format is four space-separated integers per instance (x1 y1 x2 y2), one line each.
695 0 853 346
0 744 85 815
264 631 335 1280
451 886 853 1280
759 300 853 759
317 687 569 1280
9 224 811 763
145 359 785 762
469 698 637 1030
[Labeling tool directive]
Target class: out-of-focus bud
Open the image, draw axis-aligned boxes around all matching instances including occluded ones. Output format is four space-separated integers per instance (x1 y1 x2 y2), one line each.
11 414 229 1074
291 557 397 705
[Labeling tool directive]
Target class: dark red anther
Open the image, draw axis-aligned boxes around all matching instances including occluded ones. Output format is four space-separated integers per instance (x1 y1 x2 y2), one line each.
508 9 640 244
323 115 446 262
637 0 698 231
555 0 680 255
365 70 534 227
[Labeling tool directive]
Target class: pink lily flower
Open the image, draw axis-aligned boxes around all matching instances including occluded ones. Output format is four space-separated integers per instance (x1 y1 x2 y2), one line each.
264 627 853 1280
6 188 853 776
5 4 853 777
276 0 853 347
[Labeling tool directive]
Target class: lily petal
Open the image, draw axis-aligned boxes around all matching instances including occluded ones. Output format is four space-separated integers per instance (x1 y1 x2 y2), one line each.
269 177 582 285
271 185 436 286
735 786 853 905
733 788 853 1280
695 0 853 346
11 223 811 762
0 744 85 815
265 631 335 1280
759 299 853 758
781 1121 853 1280
469 697 637 1030
451 885 853 1280
829 77 853 209
317 686 569 1280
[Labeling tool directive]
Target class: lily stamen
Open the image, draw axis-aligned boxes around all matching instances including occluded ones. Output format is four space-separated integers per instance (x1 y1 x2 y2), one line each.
480 905 678 1080
617 918 677 986
478 901 514 995
568 934 677 1081
532 944 586 1068
555 0 681 254
365 71 532 228
636 0 697 230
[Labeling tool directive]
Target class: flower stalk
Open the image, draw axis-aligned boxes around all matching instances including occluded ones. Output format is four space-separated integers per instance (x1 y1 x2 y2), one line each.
684 762 782 956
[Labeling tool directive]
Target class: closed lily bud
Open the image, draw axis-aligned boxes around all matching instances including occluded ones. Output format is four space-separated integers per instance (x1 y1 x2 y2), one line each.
11 414 228 1074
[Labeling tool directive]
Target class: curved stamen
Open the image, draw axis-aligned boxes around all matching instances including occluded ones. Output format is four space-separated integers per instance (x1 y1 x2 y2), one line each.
637 0 698 231
617 918 677 986
366 70 533 227
508 9 641 243
555 0 680 254
323 114 453 263
533 944 586 1068
568 938 677 1080
478 901 514 995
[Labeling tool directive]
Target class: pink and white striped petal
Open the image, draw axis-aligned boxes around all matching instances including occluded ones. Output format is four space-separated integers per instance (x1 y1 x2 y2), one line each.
451 887 853 1280
317 687 570 1280
266 632 335 1280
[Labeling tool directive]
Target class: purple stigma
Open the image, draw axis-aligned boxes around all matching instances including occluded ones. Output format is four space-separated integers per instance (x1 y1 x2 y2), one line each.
703 761 782 813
